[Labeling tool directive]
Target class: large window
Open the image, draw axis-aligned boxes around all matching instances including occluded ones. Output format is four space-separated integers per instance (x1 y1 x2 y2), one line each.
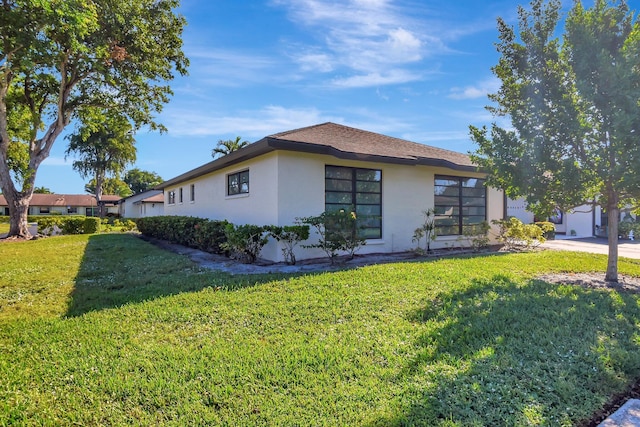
167 190 175 205
325 165 382 239
434 175 486 235
228 170 249 196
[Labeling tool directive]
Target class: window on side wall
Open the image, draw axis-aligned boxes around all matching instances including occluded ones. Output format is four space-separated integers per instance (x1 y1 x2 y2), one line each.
325 165 382 239
39 207 50 214
434 175 486 236
168 190 175 205
179 187 183 204
227 170 249 196
67 207 78 214
190 184 195 202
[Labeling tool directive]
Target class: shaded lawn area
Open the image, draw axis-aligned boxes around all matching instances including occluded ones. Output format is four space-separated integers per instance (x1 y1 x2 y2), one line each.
1 233 640 426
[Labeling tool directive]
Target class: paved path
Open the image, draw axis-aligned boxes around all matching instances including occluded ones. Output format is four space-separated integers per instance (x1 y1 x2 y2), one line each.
542 237 640 259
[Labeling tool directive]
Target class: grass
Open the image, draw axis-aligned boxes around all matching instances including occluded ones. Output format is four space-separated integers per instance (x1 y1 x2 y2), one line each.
0 222 8 234
1 234 640 426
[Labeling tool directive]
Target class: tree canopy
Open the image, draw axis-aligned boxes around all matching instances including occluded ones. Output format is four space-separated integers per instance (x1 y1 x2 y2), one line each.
212 136 250 159
0 0 188 237
470 0 640 281
85 177 131 198
123 168 163 194
66 115 136 215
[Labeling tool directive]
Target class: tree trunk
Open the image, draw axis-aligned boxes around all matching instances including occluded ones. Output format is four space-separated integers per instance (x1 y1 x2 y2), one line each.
605 203 619 282
3 189 32 239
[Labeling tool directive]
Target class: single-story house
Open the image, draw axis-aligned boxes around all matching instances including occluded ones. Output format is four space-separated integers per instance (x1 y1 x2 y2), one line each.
157 122 504 262
0 194 121 216
118 190 164 218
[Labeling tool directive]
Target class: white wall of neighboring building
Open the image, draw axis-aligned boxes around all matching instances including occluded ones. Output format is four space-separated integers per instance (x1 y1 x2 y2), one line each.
507 197 596 237
120 190 164 218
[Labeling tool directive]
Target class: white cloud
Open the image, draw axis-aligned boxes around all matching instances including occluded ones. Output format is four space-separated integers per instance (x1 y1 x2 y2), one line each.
162 105 340 138
42 156 73 166
273 0 438 87
184 48 278 87
331 69 423 88
449 77 500 100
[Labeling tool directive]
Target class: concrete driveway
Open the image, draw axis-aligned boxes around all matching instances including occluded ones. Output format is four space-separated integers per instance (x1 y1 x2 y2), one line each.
542 236 640 259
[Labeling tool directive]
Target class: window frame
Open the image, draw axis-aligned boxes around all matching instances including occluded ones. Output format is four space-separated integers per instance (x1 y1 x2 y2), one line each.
227 170 250 196
190 184 195 202
178 187 183 204
167 190 176 205
434 175 487 236
325 165 382 240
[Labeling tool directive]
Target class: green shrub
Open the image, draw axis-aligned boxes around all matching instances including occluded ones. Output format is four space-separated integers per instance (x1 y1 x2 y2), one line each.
534 221 556 240
412 208 436 254
462 221 491 252
221 224 268 264
61 217 86 235
136 216 228 254
299 209 366 264
267 225 310 265
83 217 101 234
493 217 548 250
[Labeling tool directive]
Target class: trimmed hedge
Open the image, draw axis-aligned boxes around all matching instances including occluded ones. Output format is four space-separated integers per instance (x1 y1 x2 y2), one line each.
36 215 101 235
136 216 229 254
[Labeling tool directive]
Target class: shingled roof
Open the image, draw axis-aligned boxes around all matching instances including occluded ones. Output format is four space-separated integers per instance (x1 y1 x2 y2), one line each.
158 122 478 188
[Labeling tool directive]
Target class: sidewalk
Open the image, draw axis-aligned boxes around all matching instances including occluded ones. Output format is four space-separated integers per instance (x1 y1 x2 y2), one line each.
542 236 640 260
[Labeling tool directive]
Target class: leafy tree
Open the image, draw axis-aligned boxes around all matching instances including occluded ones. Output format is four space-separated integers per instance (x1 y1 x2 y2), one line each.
123 168 163 193
66 116 136 216
0 0 188 238
85 177 132 198
469 0 640 281
211 136 250 159
33 186 52 194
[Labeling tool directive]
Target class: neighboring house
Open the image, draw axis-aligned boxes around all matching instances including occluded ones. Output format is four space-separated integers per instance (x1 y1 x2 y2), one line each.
506 198 633 238
158 122 504 262
119 190 164 218
0 194 121 216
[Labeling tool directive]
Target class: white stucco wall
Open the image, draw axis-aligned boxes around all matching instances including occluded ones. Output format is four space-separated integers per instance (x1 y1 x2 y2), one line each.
274 152 504 261
162 151 504 262
507 198 534 224
120 190 164 218
163 153 279 223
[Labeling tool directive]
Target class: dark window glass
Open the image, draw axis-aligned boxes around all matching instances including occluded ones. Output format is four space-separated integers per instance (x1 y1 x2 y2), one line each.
325 165 382 239
434 175 486 235
228 170 249 195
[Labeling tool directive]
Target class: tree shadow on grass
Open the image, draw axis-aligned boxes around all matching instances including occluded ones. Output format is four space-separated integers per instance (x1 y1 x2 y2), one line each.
371 274 640 426
65 234 303 317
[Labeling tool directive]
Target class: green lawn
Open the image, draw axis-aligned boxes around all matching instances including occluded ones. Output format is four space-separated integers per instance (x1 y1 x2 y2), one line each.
1 234 640 426
0 222 8 234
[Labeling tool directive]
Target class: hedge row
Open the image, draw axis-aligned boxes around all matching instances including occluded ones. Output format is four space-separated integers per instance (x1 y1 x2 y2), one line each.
136 216 229 254
36 216 101 235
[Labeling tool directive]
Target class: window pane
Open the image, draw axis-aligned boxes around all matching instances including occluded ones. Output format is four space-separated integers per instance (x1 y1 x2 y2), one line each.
356 193 381 204
462 197 486 206
326 179 352 192
462 178 485 188
326 204 352 212
435 178 459 187
326 192 353 204
462 206 485 216
356 181 381 193
356 169 381 181
435 225 458 236
435 206 459 216
358 227 381 239
356 204 381 217
435 195 460 206
462 187 486 198
326 166 352 180
463 216 486 225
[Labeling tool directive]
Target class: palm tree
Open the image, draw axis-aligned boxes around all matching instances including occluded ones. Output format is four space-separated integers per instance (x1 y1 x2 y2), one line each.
211 136 249 158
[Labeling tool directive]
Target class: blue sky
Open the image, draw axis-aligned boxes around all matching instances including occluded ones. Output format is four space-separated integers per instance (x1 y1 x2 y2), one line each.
37 0 613 194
